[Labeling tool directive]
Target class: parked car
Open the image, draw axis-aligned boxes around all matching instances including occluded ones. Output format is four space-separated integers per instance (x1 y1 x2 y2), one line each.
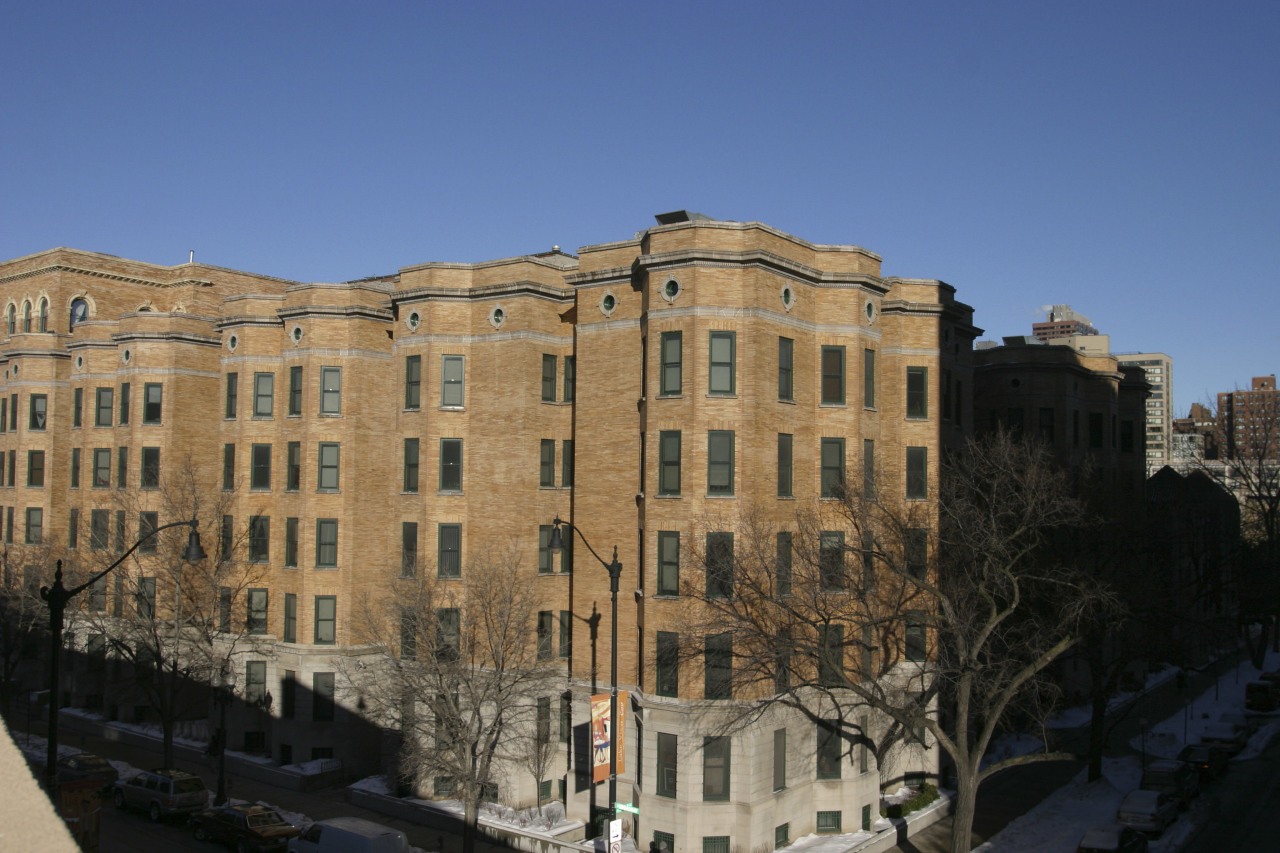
1199 722 1247 755
1139 759 1199 808
56 753 119 792
1245 680 1278 712
193 803 301 852
1116 789 1178 835
1077 823 1149 853
287 816 410 853
113 769 210 821
1177 743 1229 781
1217 711 1259 735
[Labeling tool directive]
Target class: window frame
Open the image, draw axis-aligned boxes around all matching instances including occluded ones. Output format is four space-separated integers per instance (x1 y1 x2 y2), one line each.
28 394 46 430
656 732 677 798
314 596 337 645
906 366 928 419
906 446 928 499
225 373 238 419
820 438 845 498
656 631 679 698
660 331 682 396
657 531 679 596
539 439 555 488
143 382 162 424
708 331 736 395
706 430 734 496
95 387 113 427
288 366 303 416
441 355 465 407
778 337 794 401
403 438 420 493
319 367 342 415
541 354 557 402
250 443 272 490
820 345 845 405
658 431 681 496
248 516 270 564
777 433 793 498
863 349 876 408
404 354 422 410
438 523 461 578
702 736 730 801
246 589 268 635
317 443 340 491
315 519 339 568
439 438 463 492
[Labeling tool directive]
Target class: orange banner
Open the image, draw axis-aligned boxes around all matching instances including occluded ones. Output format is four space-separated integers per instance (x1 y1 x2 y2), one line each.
590 691 627 784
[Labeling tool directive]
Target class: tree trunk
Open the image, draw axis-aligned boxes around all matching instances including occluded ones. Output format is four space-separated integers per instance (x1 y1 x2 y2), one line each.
950 770 979 853
462 796 479 853
1087 685 1107 782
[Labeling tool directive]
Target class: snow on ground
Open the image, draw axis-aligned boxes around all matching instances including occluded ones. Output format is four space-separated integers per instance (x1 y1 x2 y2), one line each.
1048 664 1180 729
975 651 1280 852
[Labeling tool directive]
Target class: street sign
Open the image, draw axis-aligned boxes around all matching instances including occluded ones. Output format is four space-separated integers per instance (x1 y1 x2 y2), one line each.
609 818 622 853
615 802 640 815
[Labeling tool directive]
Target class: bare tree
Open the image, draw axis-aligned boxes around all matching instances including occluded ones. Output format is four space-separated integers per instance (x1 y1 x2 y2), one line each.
72 456 270 769
678 431 1110 853
344 544 560 853
0 546 53 718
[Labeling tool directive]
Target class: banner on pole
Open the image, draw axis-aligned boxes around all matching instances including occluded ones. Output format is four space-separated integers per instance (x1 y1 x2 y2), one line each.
590 691 627 784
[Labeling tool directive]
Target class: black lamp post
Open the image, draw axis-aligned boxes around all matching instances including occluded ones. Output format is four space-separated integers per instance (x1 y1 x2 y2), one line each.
213 661 234 805
549 517 622 826
40 519 205 793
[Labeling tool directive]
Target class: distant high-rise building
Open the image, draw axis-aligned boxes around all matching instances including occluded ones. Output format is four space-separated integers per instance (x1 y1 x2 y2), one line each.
1032 305 1099 342
1117 353 1173 474
1218 375 1280 461
1172 402 1219 464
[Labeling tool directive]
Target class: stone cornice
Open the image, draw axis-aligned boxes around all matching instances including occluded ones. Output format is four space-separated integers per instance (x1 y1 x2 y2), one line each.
0 264 215 289
391 281 571 304
274 305 395 323
112 331 222 347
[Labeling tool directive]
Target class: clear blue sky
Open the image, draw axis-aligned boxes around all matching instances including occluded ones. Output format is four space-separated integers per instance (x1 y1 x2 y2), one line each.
2 1 1276 412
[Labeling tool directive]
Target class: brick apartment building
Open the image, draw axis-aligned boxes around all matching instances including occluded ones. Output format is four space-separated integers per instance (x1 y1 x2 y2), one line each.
0 213 977 849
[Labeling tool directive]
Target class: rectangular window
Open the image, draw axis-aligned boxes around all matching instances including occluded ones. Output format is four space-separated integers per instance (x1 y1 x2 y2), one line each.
245 661 267 706
8 395 15 432
906 367 928 418
703 839 729 853
905 529 928 579
1089 412 1104 449
403 438 420 493
863 349 876 408
775 824 790 850
863 439 875 499
816 721 842 780
283 594 297 643
319 367 342 415
439 438 462 491
253 373 274 417
660 331 682 395
562 439 574 487
1120 419 1135 453
539 439 555 487
220 515 233 563
441 355 464 407
312 672 335 720
136 577 156 619
5 449 12 487
249 516 270 563
90 509 109 550
284 518 298 568
89 577 108 613
247 589 268 634
317 443 340 490
28 394 46 430
537 610 554 660
117 446 128 488
251 444 272 490
139 512 158 553
906 447 928 499
905 612 927 661
655 833 675 853
1039 406 1055 443
538 525 554 574
563 355 575 402
95 387 113 427
657 531 679 596
286 442 301 491
706 532 733 599
26 450 44 487
821 346 845 404
93 448 111 488
541 354 557 402
118 382 130 425
141 447 160 488
704 634 732 700
778 337 794 401
820 438 844 498
282 671 296 717
4 507 10 545
559 610 571 658
400 610 417 661
775 532 793 598
68 508 80 549
436 608 460 659
222 444 235 490
702 736 730 801
71 447 81 488
819 625 844 687
315 519 338 568
73 388 83 428
401 521 418 577
708 331 735 394
820 531 845 591
656 732 677 797
288 366 303 416
24 507 43 545
816 811 842 834
658 431 681 496
225 373 238 419
314 596 336 644
438 524 461 578
656 631 679 697
773 729 787 791
404 355 421 410
707 430 734 496
115 509 125 551
777 433 793 497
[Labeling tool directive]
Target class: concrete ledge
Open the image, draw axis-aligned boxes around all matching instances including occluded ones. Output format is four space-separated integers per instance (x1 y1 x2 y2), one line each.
851 790 955 853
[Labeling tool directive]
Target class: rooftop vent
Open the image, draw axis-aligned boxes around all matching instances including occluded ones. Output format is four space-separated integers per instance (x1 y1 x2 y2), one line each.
654 210 712 225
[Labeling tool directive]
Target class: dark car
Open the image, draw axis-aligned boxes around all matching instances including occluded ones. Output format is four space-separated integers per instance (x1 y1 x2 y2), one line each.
56 753 120 792
1177 743 1229 781
193 804 301 852
113 768 210 821
1139 758 1199 809
1077 823 1149 853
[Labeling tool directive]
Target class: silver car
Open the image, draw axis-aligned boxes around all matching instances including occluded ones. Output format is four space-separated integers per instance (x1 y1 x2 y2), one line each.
1116 789 1177 835
112 769 209 821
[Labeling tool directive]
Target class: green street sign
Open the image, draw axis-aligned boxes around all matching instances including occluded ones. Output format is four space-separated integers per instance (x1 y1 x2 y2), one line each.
615 802 640 815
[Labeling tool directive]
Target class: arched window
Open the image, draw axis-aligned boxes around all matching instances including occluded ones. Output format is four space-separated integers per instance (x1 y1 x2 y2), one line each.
38 298 48 333
22 301 31 333
69 298 89 329
5 305 14 336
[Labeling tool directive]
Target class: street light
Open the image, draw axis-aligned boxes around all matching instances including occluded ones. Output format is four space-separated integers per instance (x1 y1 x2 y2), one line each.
40 518 206 793
549 517 622 828
212 660 234 806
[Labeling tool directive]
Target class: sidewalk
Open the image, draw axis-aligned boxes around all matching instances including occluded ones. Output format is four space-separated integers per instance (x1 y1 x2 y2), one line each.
885 650 1245 853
